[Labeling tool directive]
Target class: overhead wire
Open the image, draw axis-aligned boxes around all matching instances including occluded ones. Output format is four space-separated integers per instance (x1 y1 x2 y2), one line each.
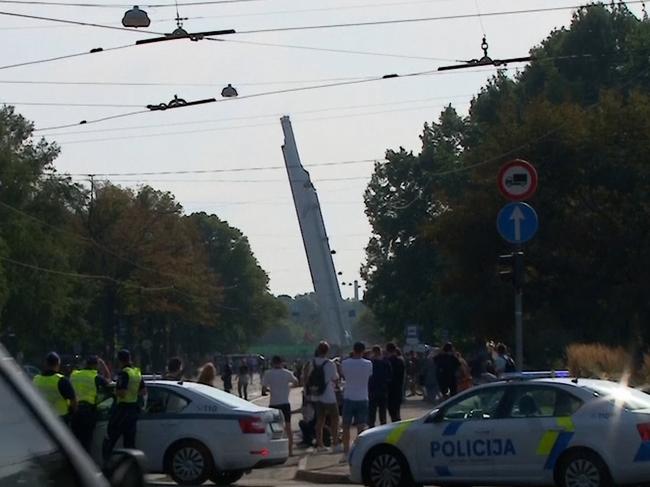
32 68 441 131
1 100 146 107
36 93 474 137
0 199 201 282
234 2 647 34
0 255 177 291
0 43 133 71
0 0 267 7
0 75 376 87
48 102 467 144
54 158 380 177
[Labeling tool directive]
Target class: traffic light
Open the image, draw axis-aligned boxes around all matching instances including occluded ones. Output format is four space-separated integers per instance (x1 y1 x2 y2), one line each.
497 251 524 290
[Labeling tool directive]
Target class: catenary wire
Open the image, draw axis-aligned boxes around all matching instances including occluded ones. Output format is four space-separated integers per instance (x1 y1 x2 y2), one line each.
234 2 647 34
52 158 380 177
0 255 176 291
38 93 474 137
0 75 376 87
0 199 206 282
49 102 467 144
0 44 133 71
32 68 440 132
0 0 267 7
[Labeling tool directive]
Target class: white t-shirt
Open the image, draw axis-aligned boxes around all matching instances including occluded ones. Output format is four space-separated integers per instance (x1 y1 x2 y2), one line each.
311 358 338 405
341 357 373 401
262 368 297 406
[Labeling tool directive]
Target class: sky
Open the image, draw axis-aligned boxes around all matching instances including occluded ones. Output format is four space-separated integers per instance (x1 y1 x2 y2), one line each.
1 0 644 297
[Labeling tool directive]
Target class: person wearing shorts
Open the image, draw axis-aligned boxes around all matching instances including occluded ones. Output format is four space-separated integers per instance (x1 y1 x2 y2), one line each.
262 356 298 455
340 342 373 454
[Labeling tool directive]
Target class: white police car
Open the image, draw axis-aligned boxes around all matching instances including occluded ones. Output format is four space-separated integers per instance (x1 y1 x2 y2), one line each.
349 377 650 487
92 380 288 485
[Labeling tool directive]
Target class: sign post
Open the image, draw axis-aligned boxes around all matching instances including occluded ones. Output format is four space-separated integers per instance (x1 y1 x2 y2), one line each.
497 160 539 372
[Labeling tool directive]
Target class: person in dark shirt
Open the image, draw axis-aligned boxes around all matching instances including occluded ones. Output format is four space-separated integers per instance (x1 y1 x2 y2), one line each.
221 362 233 393
33 352 77 423
434 342 462 397
163 356 183 380
385 343 405 422
368 345 392 428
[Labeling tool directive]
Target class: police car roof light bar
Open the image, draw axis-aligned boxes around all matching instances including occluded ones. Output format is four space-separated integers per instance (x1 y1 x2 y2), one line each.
500 370 571 381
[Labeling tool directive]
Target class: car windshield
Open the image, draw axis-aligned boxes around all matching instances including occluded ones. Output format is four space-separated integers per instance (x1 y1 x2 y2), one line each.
180 382 266 411
584 383 650 411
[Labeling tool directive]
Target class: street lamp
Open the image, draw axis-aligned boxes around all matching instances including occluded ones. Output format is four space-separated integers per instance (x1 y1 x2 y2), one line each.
221 84 238 98
122 6 151 28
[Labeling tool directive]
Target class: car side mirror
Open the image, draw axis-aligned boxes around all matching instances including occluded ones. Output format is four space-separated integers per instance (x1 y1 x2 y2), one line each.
425 408 443 424
104 449 146 487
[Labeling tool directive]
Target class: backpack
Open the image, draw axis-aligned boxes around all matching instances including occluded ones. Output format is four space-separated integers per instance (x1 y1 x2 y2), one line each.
504 355 517 373
307 360 327 396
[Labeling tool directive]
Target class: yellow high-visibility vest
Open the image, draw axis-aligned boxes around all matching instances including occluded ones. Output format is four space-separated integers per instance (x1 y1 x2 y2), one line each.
70 369 98 405
33 373 69 416
118 366 142 404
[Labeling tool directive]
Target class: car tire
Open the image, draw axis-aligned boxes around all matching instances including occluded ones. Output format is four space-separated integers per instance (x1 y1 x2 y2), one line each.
210 470 244 486
165 440 214 486
362 445 415 487
556 449 612 487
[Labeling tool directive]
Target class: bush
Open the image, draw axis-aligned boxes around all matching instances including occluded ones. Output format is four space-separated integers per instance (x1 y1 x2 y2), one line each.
566 343 649 384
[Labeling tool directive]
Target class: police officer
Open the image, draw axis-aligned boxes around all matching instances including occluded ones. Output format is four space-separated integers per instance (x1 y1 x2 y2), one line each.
33 352 77 423
70 355 110 452
102 349 145 461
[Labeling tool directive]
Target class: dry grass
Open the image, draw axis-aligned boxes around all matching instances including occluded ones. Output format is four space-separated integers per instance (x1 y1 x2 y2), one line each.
566 343 634 381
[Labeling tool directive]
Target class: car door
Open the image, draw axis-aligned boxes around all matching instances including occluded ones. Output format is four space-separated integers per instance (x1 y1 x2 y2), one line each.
492 385 584 482
0 366 106 487
416 386 509 482
137 385 191 471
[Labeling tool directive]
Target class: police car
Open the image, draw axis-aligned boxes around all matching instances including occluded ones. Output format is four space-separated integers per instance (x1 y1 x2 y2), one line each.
91 380 288 486
349 376 650 487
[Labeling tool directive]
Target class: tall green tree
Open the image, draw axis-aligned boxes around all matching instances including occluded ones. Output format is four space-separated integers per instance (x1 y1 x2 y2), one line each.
363 4 650 364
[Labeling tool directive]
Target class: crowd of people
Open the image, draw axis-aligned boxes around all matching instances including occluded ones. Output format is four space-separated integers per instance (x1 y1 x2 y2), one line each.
30 339 516 464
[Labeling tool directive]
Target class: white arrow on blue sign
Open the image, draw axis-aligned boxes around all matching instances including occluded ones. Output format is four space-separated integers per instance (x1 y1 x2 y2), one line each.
497 202 539 244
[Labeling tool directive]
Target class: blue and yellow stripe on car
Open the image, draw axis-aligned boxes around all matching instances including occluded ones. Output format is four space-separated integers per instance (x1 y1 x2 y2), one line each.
536 417 575 470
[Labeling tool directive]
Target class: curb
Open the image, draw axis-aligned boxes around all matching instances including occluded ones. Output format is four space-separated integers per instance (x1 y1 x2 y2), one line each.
294 456 353 484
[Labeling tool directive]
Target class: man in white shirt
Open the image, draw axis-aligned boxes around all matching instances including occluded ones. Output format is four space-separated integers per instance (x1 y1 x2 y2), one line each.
306 341 341 452
340 342 373 454
262 356 298 455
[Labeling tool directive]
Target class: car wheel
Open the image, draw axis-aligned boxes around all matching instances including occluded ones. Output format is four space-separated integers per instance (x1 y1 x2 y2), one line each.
362 446 414 487
210 471 244 486
166 440 214 486
557 449 612 487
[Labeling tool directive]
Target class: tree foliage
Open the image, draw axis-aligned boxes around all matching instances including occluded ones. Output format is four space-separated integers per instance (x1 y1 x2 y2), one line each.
362 4 650 365
0 106 283 367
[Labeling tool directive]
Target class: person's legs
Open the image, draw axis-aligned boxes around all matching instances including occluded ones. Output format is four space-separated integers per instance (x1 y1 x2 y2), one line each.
103 406 126 461
327 403 340 448
341 400 353 453
378 395 388 425
387 394 401 422
238 382 243 398
244 384 248 401
72 406 97 452
368 396 377 428
122 406 139 449
315 402 326 449
355 400 369 439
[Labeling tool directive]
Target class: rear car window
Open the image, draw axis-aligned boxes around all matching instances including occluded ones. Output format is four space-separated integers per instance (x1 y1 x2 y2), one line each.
176 382 265 409
585 383 650 411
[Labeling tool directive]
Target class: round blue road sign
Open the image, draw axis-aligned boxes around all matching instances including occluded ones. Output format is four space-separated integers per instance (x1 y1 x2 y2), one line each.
497 202 539 244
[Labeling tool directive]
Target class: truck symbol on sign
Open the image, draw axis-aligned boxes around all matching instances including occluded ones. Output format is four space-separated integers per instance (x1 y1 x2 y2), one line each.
506 173 528 187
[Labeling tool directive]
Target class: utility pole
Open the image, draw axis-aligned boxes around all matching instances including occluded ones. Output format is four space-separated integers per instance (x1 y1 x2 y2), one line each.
280 116 350 348
513 249 524 372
